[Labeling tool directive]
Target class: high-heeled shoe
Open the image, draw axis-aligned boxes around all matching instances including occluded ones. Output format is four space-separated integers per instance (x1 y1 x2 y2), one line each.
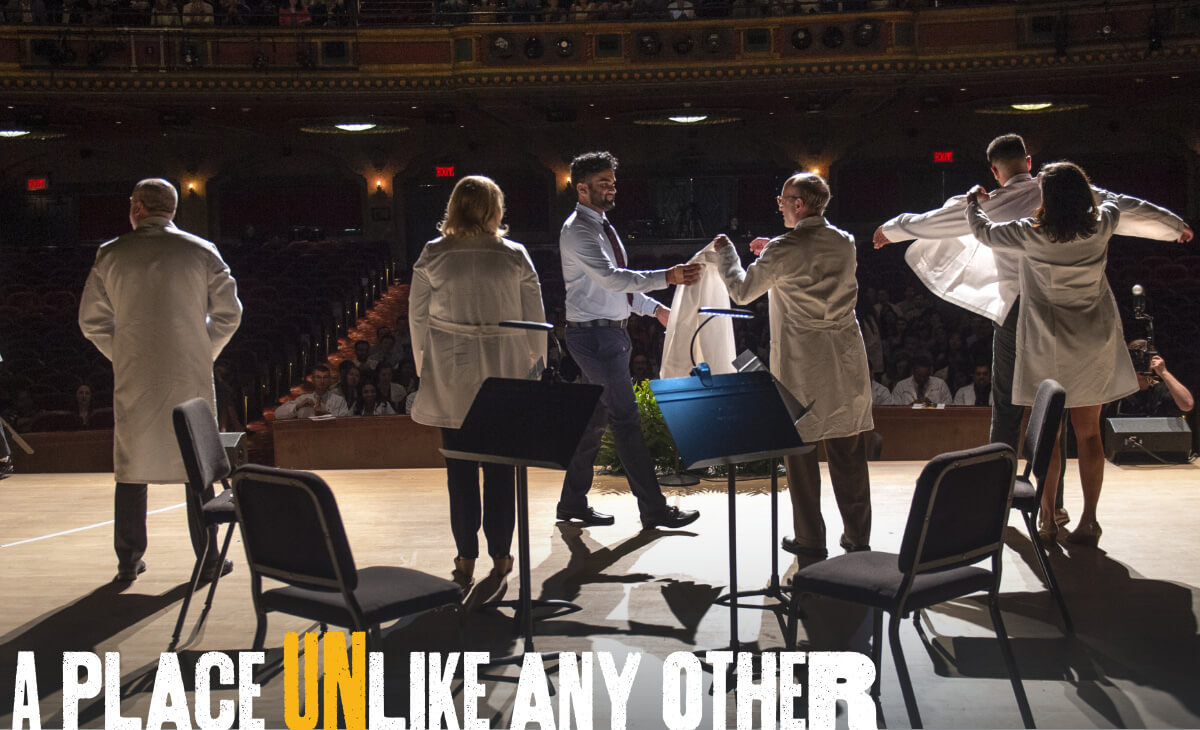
467 555 513 610
1037 512 1058 543
1066 521 1102 546
451 557 475 594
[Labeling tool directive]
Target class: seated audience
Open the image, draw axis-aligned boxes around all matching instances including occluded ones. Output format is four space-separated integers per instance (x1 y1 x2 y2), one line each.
367 334 399 371
74 384 97 429
953 364 994 406
214 362 244 431
215 0 250 22
6 0 47 22
870 377 892 405
181 0 213 22
332 361 362 413
666 0 692 17
354 382 396 416
1109 341 1194 417
891 356 951 405
274 364 349 419
350 339 374 374
376 363 407 411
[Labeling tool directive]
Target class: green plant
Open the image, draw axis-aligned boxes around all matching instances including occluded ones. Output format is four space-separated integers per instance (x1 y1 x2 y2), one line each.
595 379 679 475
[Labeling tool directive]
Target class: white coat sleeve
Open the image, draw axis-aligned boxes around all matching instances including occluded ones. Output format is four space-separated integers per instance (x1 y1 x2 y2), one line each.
631 291 660 318
409 264 432 380
966 200 1033 251
207 254 242 360
1096 187 1187 241
931 379 953 405
881 195 972 242
78 264 115 361
518 247 549 366
274 397 304 420
325 393 351 417
716 240 778 305
953 385 971 405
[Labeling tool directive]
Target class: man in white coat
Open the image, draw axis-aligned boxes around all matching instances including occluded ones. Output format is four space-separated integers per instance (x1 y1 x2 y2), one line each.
875 133 1192 450
712 172 874 559
80 179 242 582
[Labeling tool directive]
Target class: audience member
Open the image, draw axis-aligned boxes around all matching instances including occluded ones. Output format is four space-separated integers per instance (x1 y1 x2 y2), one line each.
278 0 309 24
213 362 244 431
150 0 180 25
354 382 396 416
891 356 951 405
274 364 348 418
332 360 362 412
215 0 249 22
181 0 213 22
953 364 993 406
1109 341 1194 417
350 339 374 374
74 384 98 429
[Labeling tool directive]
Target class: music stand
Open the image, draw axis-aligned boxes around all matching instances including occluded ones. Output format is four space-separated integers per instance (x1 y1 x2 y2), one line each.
651 370 812 657
440 376 602 656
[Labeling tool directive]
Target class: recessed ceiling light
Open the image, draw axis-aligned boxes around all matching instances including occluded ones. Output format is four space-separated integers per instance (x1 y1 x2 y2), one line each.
300 120 408 135
0 129 30 138
210 106 216 110
604 116 611 120
635 113 741 127
334 123 377 132
411 105 418 110
1011 102 1053 111
668 115 709 124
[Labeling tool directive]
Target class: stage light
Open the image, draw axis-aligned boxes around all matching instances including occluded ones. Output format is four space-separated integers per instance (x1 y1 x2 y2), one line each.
555 36 574 57
790 28 812 50
335 123 377 132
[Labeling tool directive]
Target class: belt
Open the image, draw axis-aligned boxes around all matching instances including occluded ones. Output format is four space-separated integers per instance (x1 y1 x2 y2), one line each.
567 318 628 328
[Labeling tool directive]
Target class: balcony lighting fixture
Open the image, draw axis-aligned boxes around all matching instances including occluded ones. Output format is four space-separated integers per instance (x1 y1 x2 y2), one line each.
1010 103 1053 111
668 115 708 124
0 130 30 138
335 123 377 132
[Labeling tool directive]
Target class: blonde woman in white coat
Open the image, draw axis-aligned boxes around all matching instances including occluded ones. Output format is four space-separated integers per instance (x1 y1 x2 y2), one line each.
966 161 1134 546
409 176 547 595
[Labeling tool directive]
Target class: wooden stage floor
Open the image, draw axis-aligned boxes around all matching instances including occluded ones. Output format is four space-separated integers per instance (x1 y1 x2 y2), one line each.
2 461 1199 729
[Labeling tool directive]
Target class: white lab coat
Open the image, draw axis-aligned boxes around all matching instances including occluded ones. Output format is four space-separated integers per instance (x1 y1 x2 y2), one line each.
881 174 1188 323
953 384 994 406
715 217 874 443
79 217 242 484
660 243 737 378
409 234 547 429
891 375 952 406
967 199 1138 408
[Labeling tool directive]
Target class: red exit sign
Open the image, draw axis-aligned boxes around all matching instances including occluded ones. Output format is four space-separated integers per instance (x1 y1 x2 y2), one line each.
26 178 48 191
932 151 955 163
435 166 456 178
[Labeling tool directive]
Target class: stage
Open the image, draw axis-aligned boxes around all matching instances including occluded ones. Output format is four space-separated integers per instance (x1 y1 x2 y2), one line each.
2 461 1199 729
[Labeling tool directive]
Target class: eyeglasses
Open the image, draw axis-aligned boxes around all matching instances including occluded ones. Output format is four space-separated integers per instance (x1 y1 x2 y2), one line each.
776 194 802 205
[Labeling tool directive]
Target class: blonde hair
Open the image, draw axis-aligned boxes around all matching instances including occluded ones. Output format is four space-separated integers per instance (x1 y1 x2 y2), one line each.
437 175 507 238
784 172 831 215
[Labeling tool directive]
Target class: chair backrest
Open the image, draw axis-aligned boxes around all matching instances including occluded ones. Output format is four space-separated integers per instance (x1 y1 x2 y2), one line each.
1022 379 1066 482
898 443 1017 575
172 398 231 494
230 463 358 591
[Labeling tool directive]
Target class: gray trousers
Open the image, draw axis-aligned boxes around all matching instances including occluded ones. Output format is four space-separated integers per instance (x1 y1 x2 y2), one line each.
783 432 872 551
559 326 668 518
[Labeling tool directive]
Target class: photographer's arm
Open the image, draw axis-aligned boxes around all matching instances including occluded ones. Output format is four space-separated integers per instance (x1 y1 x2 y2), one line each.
1151 355 1195 413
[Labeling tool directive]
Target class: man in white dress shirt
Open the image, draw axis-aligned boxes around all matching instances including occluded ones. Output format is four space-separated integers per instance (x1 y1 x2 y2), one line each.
953 364 994 406
274 364 349 419
875 133 1191 447
891 358 952 406
557 151 702 530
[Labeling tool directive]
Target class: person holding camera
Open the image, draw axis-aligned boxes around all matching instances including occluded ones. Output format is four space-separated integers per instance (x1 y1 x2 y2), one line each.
1111 340 1194 417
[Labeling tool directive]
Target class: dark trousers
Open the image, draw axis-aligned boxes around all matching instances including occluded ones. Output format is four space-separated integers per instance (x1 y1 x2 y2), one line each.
114 482 148 570
442 428 515 560
991 298 1065 507
559 326 668 518
783 432 872 550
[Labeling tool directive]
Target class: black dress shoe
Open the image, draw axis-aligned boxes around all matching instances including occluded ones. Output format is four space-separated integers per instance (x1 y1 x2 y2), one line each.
640 506 700 530
114 560 147 582
556 505 615 526
200 559 234 582
781 537 828 559
839 535 870 553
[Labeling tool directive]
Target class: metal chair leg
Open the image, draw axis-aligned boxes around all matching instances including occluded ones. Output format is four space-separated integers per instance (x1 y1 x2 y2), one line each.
988 593 1036 729
871 608 883 698
186 525 236 643
1023 511 1074 634
168 540 210 652
888 612 922 728
253 612 268 651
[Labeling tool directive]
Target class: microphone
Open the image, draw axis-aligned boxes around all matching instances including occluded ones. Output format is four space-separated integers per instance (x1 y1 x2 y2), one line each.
1131 284 1146 317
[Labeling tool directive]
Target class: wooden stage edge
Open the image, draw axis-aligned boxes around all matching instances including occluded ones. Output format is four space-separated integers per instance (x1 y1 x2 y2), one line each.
12 406 1034 473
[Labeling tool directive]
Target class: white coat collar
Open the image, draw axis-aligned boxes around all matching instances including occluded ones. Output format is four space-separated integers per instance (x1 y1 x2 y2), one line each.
1003 173 1033 187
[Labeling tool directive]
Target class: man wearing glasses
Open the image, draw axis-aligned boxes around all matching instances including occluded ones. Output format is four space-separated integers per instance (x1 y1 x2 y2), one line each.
711 172 874 560
557 151 703 530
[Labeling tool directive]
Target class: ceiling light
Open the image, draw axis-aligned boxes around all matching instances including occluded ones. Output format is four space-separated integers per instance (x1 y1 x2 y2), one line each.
635 113 741 127
668 115 708 124
334 123 377 132
0 129 30 138
301 120 408 135
1010 102 1053 111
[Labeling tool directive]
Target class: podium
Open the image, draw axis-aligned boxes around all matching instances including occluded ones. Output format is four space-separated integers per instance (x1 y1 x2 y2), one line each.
440 376 602 654
651 370 811 655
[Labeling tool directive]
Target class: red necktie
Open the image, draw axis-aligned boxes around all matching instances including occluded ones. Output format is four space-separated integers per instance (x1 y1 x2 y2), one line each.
602 219 634 306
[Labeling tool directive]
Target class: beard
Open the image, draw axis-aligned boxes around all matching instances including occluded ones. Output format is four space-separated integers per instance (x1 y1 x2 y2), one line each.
589 187 616 211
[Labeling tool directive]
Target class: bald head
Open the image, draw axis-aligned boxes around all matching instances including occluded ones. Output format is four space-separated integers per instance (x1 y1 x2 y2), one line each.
130 178 178 228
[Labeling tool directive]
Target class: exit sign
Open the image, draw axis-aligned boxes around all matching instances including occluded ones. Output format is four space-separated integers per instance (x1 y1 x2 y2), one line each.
26 177 48 191
933 151 954 163
435 166 456 178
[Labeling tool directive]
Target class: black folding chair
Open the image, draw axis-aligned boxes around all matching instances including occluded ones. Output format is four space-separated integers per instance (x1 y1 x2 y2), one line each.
1012 378 1072 633
169 397 238 652
788 443 1033 729
231 464 463 649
